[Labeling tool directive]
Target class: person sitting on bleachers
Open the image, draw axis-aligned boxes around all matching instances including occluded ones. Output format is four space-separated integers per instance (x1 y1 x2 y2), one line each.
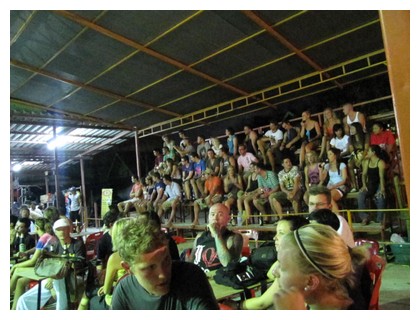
237 162 259 224
357 145 387 225
329 123 351 160
164 157 182 185
174 136 195 159
280 120 301 164
192 168 224 226
299 110 322 169
257 119 283 172
157 175 182 227
252 162 280 225
347 122 370 192
190 152 206 200
342 101 367 135
188 203 243 272
210 136 223 157
303 150 322 205
320 107 342 160
219 146 237 179
243 124 259 155
162 134 177 161
270 157 303 219
117 175 143 217
320 147 349 212
150 172 166 213
153 148 164 170
223 165 244 215
369 121 397 175
205 148 221 176
196 134 211 159
225 127 239 157
237 143 258 181
180 155 194 202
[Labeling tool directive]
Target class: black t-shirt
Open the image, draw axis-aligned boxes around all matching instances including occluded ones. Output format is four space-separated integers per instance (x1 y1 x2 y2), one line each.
97 232 113 266
12 233 36 255
193 229 236 272
112 261 219 310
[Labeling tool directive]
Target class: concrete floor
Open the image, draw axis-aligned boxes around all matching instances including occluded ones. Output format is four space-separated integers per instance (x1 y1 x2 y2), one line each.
379 263 410 310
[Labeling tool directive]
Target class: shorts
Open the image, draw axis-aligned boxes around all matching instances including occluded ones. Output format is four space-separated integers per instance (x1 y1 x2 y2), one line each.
195 194 223 209
161 198 178 211
269 189 303 204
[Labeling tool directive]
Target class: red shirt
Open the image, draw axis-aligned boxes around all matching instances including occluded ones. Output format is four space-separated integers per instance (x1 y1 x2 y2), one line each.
370 130 396 146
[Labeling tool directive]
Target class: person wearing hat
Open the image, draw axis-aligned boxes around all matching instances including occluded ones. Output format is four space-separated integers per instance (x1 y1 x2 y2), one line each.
16 219 86 310
68 187 82 222
192 168 224 226
187 203 242 272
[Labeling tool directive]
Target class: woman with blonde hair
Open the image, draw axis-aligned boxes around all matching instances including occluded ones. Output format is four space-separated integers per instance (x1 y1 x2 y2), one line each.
79 217 134 310
273 223 369 310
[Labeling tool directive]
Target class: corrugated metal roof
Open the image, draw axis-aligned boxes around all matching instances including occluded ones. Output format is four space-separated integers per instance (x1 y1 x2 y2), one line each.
10 10 390 172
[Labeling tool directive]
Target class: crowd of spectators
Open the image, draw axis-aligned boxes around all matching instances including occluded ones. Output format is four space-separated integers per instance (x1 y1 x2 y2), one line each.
117 102 398 227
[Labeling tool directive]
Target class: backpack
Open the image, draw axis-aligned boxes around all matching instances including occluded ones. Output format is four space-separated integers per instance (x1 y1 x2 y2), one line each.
213 259 267 290
250 241 277 274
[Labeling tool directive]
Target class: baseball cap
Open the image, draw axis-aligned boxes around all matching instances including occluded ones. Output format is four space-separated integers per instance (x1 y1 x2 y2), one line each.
69 187 76 191
53 218 71 231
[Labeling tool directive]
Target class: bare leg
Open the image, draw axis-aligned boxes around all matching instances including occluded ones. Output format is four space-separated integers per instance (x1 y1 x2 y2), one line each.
183 181 191 200
267 149 276 172
269 196 283 220
11 277 30 310
193 201 200 225
257 140 268 164
299 141 307 168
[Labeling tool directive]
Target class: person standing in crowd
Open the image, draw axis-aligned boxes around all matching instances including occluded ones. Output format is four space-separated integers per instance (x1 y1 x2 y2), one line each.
68 187 82 222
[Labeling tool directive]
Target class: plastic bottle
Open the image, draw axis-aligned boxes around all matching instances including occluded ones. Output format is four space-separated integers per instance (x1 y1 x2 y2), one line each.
237 212 243 226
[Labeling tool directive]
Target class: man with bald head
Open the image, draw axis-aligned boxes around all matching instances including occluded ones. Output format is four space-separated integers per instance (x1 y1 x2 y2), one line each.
188 203 243 273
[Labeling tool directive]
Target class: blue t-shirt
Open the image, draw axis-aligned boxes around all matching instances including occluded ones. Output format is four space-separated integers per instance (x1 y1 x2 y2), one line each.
193 160 206 178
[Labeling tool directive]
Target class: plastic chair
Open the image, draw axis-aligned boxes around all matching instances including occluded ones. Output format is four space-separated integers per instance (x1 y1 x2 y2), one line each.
354 238 380 256
85 231 104 261
236 229 259 257
366 254 387 310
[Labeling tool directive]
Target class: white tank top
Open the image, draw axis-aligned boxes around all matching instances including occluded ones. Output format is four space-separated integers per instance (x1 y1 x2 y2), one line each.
346 111 360 125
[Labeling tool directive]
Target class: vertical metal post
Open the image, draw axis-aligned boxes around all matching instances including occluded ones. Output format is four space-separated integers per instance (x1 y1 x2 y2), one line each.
53 126 61 208
44 171 49 195
10 171 14 206
80 157 88 229
379 11 410 206
134 127 141 178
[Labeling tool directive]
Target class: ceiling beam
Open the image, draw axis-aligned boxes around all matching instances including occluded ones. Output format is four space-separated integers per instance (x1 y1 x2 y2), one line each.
242 10 343 89
54 10 276 110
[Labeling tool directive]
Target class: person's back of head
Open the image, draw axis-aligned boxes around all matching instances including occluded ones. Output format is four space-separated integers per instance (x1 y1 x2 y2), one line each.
281 215 309 231
43 206 60 224
103 209 121 229
35 217 53 234
308 209 340 231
